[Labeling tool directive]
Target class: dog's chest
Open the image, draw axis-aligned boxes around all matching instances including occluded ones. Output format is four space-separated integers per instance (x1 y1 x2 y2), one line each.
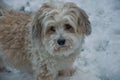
47 54 76 72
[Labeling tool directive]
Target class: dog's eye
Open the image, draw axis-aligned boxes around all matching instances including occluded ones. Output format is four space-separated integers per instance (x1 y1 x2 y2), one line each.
64 24 75 33
65 24 72 30
50 26 56 32
46 26 56 35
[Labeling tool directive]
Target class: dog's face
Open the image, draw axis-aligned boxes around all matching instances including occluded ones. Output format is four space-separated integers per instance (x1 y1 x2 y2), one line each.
31 2 91 57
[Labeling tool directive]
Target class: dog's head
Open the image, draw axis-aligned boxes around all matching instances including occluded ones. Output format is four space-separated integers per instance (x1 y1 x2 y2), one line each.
31 2 91 57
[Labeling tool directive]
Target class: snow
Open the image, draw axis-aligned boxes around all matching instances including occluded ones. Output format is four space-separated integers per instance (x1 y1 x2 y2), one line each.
0 0 120 80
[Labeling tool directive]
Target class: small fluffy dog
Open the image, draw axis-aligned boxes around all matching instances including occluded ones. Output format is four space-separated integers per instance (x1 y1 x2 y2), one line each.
0 1 91 80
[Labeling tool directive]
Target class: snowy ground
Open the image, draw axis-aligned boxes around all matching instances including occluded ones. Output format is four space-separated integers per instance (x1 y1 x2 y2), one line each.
0 0 120 80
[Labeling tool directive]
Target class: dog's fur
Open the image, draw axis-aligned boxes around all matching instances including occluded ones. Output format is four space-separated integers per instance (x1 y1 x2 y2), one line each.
0 1 91 80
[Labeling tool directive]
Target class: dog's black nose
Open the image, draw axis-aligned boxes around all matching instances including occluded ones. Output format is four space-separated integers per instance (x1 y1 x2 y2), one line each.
57 39 66 46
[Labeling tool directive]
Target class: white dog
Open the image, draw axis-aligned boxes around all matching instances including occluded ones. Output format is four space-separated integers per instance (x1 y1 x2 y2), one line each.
0 1 91 80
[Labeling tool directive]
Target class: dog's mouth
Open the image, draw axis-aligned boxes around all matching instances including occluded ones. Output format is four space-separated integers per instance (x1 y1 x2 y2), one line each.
54 45 71 52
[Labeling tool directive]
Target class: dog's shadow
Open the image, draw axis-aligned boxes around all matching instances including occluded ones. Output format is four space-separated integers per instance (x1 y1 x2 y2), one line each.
57 70 100 80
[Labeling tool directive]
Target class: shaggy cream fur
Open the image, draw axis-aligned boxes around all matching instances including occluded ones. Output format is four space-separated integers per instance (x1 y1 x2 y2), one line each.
0 2 91 80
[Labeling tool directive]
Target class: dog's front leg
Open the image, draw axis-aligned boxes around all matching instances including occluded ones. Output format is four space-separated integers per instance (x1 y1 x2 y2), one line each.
35 64 57 80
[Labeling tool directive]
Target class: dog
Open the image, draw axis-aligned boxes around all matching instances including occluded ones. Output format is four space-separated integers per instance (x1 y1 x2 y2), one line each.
0 1 91 80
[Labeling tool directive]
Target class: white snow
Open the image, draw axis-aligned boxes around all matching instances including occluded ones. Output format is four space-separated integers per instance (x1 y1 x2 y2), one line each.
0 0 120 80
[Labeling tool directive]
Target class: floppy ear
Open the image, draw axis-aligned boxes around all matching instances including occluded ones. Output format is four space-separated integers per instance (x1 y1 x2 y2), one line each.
31 15 42 40
78 8 91 36
65 2 91 36
31 3 53 40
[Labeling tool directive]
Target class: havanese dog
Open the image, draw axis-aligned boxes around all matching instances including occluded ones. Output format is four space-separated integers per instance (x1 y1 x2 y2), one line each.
0 1 91 80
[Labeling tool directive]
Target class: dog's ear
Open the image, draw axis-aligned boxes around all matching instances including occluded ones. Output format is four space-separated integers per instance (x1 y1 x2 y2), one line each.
31 16 42 40
31 3 53 40
65 2 91 36
77 8 91 36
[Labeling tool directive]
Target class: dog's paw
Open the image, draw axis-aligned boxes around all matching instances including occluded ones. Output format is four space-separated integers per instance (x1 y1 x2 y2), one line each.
0 67 5 72
37 73 54 80
58 67 75 76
